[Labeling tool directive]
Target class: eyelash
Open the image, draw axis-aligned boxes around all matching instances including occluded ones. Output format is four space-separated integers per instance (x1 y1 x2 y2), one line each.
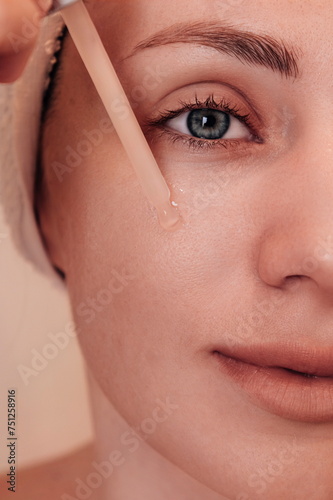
145 94 262 152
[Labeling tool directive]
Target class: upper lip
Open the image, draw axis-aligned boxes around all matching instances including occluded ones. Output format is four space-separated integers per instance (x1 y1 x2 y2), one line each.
213 342 333 377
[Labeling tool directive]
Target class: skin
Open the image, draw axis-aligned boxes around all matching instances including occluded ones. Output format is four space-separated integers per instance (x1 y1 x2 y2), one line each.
3 0 333 498
0 0 50 81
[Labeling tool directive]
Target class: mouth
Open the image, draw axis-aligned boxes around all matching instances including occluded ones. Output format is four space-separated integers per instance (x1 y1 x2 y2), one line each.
212 343 333 423
283 368 319 378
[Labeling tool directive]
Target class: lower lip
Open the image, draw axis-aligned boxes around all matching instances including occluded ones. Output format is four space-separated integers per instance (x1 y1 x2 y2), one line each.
214 351 333 423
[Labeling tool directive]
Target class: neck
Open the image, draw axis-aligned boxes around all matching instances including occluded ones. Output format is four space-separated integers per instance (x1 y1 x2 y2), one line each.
87 371 226 500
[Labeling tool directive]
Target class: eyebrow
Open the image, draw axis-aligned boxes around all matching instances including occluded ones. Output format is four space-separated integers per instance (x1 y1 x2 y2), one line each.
123 21 301 79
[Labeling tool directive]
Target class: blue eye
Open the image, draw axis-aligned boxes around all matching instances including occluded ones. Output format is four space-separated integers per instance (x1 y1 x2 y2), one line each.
165 107 252 142
187 108 230 140
145 94 262 152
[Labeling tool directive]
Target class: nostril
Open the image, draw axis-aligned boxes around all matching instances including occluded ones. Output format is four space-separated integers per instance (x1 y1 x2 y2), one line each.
285 275 303 281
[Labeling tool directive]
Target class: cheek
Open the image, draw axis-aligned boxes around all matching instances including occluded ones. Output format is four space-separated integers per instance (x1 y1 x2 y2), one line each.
60 140 254 409
45 89 262 421
51 139 276 497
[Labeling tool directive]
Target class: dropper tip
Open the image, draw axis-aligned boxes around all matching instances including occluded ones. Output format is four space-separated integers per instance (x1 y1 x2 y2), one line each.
156 201 183 232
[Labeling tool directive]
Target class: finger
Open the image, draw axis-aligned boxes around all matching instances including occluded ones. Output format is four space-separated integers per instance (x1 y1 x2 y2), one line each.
0 0 51 82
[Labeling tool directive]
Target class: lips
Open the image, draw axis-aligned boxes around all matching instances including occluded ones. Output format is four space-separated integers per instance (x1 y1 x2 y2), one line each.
213 342 333 377
212 342 333 422
283 368 318 378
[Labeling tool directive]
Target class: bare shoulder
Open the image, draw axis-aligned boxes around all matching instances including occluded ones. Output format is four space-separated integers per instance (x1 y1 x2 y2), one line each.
1 443 94 500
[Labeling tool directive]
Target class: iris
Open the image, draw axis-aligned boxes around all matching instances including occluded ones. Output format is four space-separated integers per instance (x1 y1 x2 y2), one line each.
187 109 230 140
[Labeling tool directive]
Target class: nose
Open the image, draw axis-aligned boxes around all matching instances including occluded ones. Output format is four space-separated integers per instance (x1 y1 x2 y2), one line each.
257 149 333 299
258 227 333 294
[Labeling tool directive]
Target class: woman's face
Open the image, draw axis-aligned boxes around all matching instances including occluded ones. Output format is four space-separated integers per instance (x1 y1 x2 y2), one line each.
39 1 333 498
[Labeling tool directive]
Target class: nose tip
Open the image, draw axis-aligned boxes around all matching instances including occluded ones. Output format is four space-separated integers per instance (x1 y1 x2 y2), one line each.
258 231 333 294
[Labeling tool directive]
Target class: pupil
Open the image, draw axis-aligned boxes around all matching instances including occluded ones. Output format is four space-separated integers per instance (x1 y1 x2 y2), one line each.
187 109 230 140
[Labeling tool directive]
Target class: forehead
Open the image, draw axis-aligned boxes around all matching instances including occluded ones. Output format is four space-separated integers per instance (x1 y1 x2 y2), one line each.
88 0 333 66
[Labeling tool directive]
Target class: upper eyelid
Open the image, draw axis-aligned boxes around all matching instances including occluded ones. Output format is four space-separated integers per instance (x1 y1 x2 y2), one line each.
165 107 254 140
147 95 249 121
148 81 266 129
144 100 264 150
164 108 250 134
146 95 259 137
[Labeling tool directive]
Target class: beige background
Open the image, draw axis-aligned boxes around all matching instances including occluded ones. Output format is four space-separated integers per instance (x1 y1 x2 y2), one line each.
0 205 93 472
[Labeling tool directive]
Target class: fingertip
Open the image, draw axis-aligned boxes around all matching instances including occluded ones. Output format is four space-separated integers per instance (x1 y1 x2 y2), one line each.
0 46 35 83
